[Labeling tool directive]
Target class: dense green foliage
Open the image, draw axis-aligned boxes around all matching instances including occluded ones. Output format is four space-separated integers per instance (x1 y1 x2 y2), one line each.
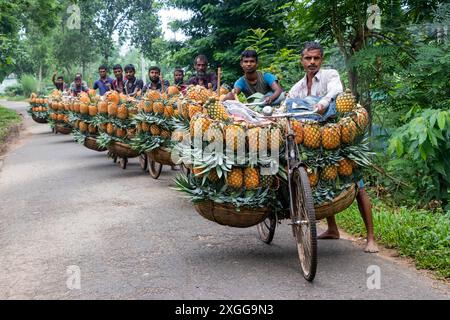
0 105 21 142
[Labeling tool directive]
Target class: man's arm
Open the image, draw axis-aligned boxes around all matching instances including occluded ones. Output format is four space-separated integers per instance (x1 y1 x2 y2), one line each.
315 70 343 113
93 81 99 90
265 81 283 105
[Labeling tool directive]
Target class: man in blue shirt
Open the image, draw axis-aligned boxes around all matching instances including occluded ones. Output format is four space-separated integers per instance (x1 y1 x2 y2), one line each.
225 50 284 105
93 65 114 96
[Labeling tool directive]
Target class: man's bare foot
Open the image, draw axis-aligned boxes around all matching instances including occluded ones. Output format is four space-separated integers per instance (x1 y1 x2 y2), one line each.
364 240 379 253
318 229 340 239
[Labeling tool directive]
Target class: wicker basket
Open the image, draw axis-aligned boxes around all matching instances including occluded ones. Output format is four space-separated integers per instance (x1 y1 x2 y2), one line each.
84 137 107 152
314 184 357 220
31 114 48 124
194 201 270 228
55 124 72 134
146 148 175 166
110 141 140 158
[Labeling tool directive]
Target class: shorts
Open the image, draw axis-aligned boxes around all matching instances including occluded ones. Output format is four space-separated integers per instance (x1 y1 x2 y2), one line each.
357 179 365 189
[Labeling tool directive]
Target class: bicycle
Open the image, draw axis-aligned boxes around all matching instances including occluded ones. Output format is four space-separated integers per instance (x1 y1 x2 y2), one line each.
257 106 321 282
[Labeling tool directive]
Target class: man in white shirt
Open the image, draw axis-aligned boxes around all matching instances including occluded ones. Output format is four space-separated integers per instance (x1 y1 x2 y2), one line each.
288 42 343 116
289 42 378 253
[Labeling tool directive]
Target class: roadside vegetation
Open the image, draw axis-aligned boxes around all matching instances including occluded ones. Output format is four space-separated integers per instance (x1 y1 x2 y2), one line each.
0 105 21 143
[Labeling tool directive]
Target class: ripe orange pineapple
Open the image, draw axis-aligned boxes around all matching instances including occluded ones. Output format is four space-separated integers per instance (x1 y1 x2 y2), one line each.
303 122 321 149
226 167 244 189
190 117 211 137
208 169 220 183
116 127 126 138
337 158 353 177
188 104 203 119
88 104 98 116
225 125 245 151
153 101 164 114
150 124 161 136
79 121 88 133
164 104 174 118
339 118 357 144
117 104 128 119
146 90 161 101
106 123 115 135
321 165 338 181
88 124 97 134
98 101 108 114
291 120 304 144
141 122 150 132
80 103 89 115
321 123 341 150
336 89 356 113
307 170 319 187
108 102 118 117
244 167 260 190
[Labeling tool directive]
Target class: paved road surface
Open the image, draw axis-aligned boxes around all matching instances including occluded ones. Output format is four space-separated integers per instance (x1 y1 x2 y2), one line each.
0 100 448 299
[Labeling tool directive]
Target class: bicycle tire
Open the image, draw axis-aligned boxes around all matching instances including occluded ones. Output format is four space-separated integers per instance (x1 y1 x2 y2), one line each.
257 212 276 244
290 166 317 281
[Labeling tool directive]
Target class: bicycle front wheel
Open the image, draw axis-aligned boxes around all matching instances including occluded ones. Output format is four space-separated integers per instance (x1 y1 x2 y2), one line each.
290 166 317 281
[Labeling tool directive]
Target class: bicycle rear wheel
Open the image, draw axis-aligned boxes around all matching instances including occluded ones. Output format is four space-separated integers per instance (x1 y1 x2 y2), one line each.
290 166 317 281
257 212 276 244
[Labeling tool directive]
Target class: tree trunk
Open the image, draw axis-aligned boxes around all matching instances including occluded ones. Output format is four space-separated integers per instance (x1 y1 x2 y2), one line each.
38 65 42 93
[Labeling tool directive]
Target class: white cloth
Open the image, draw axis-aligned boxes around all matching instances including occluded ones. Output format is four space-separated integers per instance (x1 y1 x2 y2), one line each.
288 69 343 108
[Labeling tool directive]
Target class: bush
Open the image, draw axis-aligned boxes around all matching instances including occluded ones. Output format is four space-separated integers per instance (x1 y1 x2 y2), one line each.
336 201 450 278
4 84 23 97
20 74 37 97
388 109 450 209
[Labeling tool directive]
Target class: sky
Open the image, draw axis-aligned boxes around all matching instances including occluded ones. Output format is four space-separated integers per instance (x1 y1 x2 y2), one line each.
117 7 191 56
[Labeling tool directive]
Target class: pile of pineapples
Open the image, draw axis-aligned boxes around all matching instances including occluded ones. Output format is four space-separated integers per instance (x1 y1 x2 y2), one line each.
48 90 72 129
95 90 139 148
285 89 372 205
129 86 181 153
28 92 49 120
174 85 285 210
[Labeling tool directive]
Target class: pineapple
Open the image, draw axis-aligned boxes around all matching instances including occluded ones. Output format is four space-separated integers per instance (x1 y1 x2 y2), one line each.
336 89 356 113
244 167 260 190
188 104 203 119
187 85 211 104
160 130 171 139
260 174 274 189
321 165 338 181
225 125 245 151
80 103 89 115
108 102 118 117
247 127 260 153
291 120 304 144
98 123 107 132
192 167 205 177
107 123 115 135
150 125 161 136
116 127 126 138
267 127 284 150
164 104 174 118
88 104 97 116
226 167 243 189
321 123 341 150
98 101 108 114
208 169 220 183
153 101 164 114
167 86 180 96
204 98 229 121
117 104 128 119
339 117 357 144
141 122 150 132
307 169 319 187
205 122 223 144
146 90 161 101
337 158 353 177
143 100 153 113
190 116 211 137
303 122 321 149
127 128 136 139
353 106 369 133
88 124 97 134
79 121 88 133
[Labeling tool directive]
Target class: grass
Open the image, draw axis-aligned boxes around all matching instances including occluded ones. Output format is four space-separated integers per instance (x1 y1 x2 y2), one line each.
336 198 450 279
0 105 22 143
0 95 27 101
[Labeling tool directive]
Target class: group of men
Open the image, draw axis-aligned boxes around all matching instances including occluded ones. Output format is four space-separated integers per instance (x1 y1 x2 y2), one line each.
51 42 378 253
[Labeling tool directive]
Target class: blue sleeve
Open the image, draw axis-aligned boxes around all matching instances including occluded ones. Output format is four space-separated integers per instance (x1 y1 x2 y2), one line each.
93 81 99 90
263 73 277 86
234 77 246 92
